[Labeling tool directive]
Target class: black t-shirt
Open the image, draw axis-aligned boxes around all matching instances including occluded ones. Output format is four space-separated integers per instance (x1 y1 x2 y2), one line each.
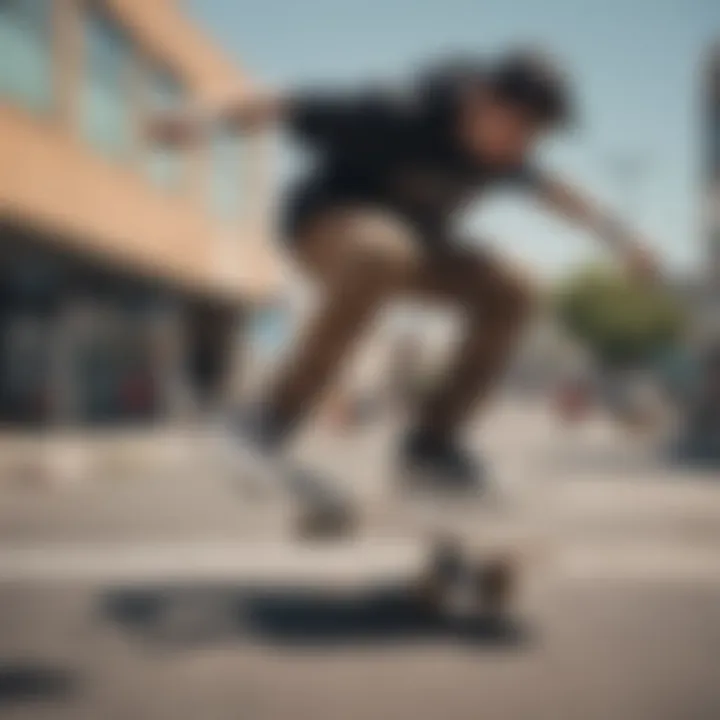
282 63 541 247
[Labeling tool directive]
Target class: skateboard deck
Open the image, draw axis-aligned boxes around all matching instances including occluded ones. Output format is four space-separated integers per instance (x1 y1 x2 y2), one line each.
229 442 543 620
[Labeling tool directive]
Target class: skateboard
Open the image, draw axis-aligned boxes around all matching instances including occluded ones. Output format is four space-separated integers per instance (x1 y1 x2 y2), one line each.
379 484 537 620
231 444 538 622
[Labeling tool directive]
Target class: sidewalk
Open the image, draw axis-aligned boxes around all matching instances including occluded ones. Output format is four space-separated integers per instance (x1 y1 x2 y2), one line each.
0 426 205 489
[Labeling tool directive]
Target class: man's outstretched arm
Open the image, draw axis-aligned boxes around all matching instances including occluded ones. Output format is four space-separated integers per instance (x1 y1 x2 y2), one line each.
533 174 660 280
146 85 408 150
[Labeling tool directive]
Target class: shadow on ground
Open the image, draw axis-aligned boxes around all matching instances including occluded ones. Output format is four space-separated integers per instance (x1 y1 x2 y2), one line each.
99 582 530 651
0 662 77 707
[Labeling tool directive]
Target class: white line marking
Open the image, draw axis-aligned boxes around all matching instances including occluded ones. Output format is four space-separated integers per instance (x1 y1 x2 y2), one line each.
0 541 718 585
0 541 425 585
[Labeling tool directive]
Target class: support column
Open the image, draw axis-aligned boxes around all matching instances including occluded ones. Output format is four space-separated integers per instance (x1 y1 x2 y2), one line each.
185 300 245 419
706 44 720 288
148 303 193 421
48 301 87 426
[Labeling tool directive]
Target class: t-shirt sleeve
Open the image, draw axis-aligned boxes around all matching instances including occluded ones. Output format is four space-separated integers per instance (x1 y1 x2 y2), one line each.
285 87 415 152
285 59 482 151
415 57 484 124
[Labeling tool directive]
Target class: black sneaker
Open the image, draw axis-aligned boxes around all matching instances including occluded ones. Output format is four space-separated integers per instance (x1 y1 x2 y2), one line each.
399 429 487 495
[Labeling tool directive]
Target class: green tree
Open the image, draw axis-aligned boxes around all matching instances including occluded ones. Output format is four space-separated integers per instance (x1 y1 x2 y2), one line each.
554 266 686 368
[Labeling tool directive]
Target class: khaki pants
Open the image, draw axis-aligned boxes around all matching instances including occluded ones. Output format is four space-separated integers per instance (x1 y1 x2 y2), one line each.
269 208 534 438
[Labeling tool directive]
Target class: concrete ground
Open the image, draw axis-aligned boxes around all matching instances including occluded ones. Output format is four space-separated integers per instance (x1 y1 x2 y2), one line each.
0 400 719 720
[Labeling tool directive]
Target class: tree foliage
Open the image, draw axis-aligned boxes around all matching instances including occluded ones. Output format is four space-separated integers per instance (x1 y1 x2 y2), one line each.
554 266 686 368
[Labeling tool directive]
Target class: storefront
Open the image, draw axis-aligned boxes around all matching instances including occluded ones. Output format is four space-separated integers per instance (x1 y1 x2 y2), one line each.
0 222 241 427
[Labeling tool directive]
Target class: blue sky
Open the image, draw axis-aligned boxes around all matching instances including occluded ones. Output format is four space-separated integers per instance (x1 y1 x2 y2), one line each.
187 0 718 277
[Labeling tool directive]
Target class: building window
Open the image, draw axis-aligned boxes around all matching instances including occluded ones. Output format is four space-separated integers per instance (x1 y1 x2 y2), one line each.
0 0 52 112
146 67 186 191
250 303 292 356
209 130 245 223
81 6 134 159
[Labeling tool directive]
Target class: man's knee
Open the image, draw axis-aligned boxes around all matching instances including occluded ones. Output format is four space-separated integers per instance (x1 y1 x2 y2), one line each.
497 270 536 325
468 255 537 326
342 212 422 286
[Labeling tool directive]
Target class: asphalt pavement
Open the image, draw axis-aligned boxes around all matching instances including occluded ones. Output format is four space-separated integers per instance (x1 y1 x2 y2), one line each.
0 400 718 720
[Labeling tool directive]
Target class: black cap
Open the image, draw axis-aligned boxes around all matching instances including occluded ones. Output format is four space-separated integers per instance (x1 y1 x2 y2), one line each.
489 49 575 128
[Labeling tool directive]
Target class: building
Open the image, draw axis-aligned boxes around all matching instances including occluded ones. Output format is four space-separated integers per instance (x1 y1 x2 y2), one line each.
687 42 720 344
0 0 280 426
668 42 720 462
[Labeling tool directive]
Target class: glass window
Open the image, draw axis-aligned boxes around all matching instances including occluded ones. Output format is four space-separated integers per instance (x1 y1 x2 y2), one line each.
250 304 292 356
0 0 52 112
209 130 246 223
146 68 186 190
81 7 134 158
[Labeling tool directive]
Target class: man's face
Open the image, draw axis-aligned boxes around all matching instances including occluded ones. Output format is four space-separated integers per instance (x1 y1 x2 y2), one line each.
458 89 546 166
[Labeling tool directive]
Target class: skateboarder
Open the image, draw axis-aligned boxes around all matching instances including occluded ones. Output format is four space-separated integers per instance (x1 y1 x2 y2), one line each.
150 50 657 491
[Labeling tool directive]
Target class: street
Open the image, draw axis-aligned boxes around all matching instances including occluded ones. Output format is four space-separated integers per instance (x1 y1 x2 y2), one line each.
0 401 719 720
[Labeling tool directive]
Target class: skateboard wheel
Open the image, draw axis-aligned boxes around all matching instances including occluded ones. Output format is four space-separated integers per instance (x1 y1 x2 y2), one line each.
430 539 464 583
296 502 357 540
413 571 446 612
474 557 517 613
412 540 464 612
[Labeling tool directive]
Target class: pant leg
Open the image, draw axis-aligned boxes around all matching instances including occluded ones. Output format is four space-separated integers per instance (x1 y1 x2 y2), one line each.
266 209 427 434
410 246 536 438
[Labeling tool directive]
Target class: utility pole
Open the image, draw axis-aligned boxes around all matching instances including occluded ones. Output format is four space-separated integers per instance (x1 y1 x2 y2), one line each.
705 43 720 290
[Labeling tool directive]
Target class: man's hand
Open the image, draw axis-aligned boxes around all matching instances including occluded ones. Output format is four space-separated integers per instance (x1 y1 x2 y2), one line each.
623 242 662 284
